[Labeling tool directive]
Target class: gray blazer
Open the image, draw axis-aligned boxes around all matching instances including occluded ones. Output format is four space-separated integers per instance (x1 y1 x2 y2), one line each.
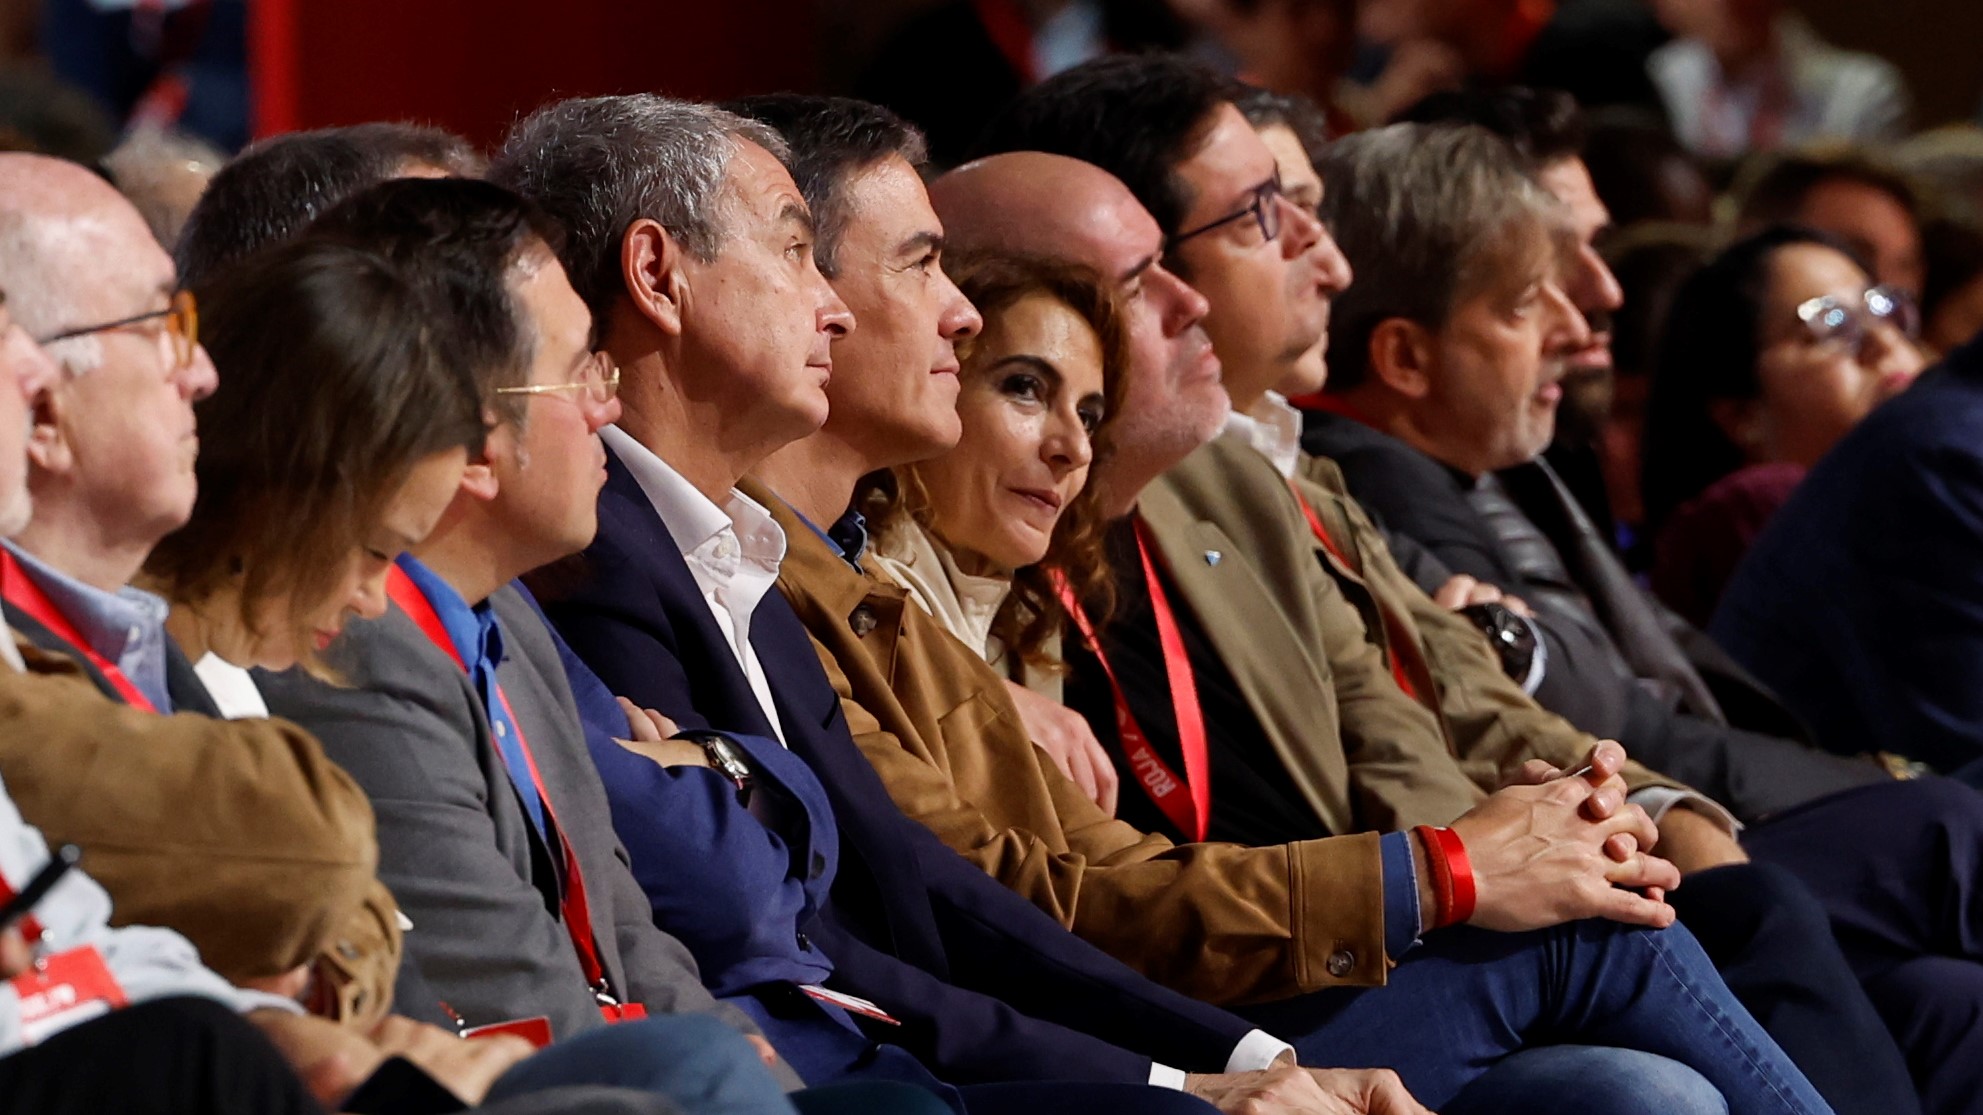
259 584 760 1045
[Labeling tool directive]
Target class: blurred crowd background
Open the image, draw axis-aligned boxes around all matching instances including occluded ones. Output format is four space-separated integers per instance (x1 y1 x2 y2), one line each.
3 0 1981 599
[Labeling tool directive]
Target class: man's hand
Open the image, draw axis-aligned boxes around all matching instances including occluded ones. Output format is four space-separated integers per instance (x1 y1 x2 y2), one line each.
1656 807 1749 874
238 964 312 1001
0 927 30 980
1447 742 1680 932
613 697 708 768
1432 574 1502 612
1003 679 1119 816
249 1009 387 1111
369 1015 533 1106
1184 1065 1432 1114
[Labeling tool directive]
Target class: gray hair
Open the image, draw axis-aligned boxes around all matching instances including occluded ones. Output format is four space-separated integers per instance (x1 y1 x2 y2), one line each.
1320 122 1563 391
489 94 790 319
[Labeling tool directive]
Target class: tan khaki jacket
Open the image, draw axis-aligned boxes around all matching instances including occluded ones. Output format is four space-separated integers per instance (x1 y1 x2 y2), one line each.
1148 434 1679 833
0 632 392 1022
750 480 1390 1007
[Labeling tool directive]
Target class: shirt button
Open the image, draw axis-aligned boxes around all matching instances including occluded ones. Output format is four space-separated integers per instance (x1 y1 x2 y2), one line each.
809 853 827 881
1326 948 1356 978
849 605 877 637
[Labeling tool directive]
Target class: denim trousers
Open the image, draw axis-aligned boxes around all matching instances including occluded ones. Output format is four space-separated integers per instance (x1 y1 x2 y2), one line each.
1237 919 1832 1115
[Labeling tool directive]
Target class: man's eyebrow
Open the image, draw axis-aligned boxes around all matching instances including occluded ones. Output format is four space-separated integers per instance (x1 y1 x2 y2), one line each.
778 202 815 236
1119 253 1159 285
897 230 943 258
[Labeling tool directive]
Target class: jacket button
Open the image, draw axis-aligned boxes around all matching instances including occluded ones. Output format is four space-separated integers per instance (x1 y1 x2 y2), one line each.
1326 948 1355 978
849 605 878 637
809 852 827 880
796 931 812 952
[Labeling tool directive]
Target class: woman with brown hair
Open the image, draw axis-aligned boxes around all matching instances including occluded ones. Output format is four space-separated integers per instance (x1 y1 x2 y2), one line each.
871 252 1128 682
143 232 486 713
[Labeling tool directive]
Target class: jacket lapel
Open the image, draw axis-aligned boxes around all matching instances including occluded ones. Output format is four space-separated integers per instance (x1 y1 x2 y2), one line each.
1135 482 1355 834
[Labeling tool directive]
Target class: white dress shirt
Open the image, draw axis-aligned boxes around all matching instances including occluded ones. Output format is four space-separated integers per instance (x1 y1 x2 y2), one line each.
602 425 788 744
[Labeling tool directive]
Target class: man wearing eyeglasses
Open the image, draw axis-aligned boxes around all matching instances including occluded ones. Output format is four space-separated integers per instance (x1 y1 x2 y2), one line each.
0 154 214 715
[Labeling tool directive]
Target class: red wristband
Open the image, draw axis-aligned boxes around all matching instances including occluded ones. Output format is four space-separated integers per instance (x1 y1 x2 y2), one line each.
1412 825 1454 928
1427 826 1476 926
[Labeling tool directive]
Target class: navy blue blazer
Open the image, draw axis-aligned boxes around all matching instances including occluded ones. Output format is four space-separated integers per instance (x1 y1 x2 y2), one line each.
1714 350 1983 773
533 446 1258 1086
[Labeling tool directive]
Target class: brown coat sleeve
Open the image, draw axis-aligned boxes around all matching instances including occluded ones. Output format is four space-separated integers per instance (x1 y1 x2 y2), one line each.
0 656 381 994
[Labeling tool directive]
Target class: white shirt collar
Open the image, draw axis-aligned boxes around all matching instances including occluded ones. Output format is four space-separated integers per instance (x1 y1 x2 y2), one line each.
1222 391 1304 478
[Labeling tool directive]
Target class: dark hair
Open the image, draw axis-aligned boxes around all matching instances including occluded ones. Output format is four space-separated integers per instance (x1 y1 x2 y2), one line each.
1602 223 1716 380
1922 217 1983 343
307 177 566 427
1733 147 1922 233
144 239 485 675
970 54 1241 243
1579 110 1712 227
881 252 1129 667
1233 85 1332 169
175 122 483 291
1394 86 1586 166
723 95 927 279
1641 225 1863 530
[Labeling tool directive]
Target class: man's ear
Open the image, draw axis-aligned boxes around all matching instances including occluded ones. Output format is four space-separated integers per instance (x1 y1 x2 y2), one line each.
1366 317 1437 401
458 410 508 503
622 218 688 338
24 382 72 475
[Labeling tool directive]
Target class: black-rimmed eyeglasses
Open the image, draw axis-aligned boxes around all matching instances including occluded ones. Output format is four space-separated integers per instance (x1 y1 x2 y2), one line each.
1167 175 1285 251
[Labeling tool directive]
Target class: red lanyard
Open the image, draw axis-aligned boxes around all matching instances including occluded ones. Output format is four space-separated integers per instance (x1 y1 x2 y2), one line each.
1058 519 1211 841
1288 483 1425 705
0 551 156 711
0 867 46 946
386 568 643 1022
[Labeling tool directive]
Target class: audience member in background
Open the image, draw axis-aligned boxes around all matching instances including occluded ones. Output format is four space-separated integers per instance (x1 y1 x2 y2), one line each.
174 120 483 291
1598 225 1716 564
1579 110 1716 228
100 126 225 250
1895 125 1983 226
1234 86 1335 409
1919 217 1983 357
870 252 1124 688
1178 0 1377 135
1352 0 1666 118
1646 0 1907 159
1645 227 1923 628
1732 148 1926 299
855 0 1187 167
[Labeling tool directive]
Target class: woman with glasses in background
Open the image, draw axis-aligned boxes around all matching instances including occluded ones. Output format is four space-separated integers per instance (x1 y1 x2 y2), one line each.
1641 226 1924 626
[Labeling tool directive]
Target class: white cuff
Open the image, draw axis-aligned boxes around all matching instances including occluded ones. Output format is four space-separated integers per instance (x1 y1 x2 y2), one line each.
1629 787 1743 835
1227 1028 1297 1072
1517 616 1547 695
1149 1062 1189 1089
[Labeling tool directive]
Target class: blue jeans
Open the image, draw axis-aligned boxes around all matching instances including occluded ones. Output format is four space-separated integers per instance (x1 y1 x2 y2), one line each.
487 1014 796 1115
1238 920 1831 1115
1449 1046 1727 1115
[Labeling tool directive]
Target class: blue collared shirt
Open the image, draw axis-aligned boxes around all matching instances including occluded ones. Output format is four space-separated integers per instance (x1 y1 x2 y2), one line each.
3 540 173 712
395 555 550 840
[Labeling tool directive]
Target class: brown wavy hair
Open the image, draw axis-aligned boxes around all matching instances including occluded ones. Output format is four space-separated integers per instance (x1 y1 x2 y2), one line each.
142 237 486 677
872 251 1130 667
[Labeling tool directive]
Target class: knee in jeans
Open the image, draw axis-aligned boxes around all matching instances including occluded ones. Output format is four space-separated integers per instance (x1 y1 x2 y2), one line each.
1455 1047 1728 1115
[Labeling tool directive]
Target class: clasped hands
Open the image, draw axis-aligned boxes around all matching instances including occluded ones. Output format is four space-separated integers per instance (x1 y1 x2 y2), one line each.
1439 739 1680 933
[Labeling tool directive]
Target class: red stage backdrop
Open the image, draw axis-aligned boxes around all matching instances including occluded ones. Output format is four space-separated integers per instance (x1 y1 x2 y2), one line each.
251 0 820 148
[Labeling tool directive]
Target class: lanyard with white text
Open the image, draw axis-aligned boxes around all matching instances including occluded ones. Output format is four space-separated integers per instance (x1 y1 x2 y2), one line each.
385 567 645 1023
1058 518 1211 841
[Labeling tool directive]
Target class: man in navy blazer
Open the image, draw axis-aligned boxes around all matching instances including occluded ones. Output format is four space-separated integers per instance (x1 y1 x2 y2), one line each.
494 93 1446 1115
